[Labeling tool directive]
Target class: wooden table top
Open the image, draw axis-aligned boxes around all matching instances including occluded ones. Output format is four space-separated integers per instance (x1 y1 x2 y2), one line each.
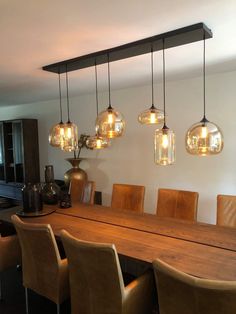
56 202 236 252
1 205 236 281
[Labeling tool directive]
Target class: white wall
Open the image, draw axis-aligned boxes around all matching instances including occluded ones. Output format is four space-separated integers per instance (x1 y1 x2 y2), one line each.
1 70 236 224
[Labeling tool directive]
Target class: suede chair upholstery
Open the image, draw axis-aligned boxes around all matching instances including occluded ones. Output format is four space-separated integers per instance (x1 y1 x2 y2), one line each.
111 184 145 213
153 258 236 314
70 179 96 205
0 232 21 299
156 188 199 221
61 230 155 314
11 215 69 313
217 194 236 227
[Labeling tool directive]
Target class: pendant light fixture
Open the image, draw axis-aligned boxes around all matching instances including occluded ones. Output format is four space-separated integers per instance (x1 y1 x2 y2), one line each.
86 61 110 149
154 40 175 166
49 71 65 147
185 37 223 156
95 54 125 139
61 65 78 152
138 46 164 125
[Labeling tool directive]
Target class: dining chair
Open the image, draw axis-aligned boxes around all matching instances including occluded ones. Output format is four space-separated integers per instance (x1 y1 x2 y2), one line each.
111 183 145 213
0 232 21 300
217 194 236 227
61 229 155 314
153 258 236 314
156 188 199 221
11 215 69 314
70 179 96 205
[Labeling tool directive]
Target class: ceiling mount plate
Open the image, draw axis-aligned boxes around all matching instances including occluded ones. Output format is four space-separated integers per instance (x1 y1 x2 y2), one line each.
42 23 212 74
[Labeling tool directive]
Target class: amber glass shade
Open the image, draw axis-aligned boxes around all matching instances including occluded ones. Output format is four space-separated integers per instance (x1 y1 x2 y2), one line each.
49 122 65 148
138 106 164 125
61 121 78 152
86 134 110 149
154 126 175 165
95 107 125 139
185 119 223 156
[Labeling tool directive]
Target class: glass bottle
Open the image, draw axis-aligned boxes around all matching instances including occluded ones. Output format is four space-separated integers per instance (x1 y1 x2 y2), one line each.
42 165 60 205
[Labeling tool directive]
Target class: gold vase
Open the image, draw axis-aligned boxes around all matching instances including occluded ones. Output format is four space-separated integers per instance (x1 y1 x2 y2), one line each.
64 158 88 187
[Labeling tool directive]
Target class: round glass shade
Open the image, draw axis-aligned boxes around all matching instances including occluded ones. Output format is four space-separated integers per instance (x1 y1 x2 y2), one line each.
95 107 125 139
49 122 65 148
138 106 164 125
185 119 223 156
86 134 110 149
61 121 78 152
154 126 175 165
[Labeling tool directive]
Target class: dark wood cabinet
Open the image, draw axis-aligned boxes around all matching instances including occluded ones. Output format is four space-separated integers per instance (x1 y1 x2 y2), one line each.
0 119 40 201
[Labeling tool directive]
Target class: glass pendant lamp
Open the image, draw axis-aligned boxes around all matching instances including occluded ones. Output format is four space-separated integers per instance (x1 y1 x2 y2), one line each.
138 47 164 125
49 71 65 147
185 38 223 156
61 66 78 152
86 62 110 149
95 54 125 139
154 40 175 166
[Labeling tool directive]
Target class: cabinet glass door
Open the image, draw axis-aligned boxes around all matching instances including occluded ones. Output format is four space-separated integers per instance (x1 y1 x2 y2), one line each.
0 123 5 181
13 121 24 182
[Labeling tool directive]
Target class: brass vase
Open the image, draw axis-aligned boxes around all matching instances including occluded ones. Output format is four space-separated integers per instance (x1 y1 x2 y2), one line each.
64 158 88 187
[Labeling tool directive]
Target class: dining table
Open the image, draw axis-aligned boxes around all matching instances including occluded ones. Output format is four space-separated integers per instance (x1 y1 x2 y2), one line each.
1 202 236 281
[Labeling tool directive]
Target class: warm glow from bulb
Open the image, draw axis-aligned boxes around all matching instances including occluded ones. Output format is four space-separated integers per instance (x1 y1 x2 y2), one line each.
96 139 102 149
108 113 114 124
60 127 64 136
162 134 169 149
67 127 72 138
150 112 156 124
201 126 208 138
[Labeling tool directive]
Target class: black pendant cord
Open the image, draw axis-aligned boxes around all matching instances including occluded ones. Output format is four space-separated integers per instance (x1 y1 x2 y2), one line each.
65 64 71 123
162 39 167 128
107 54 112 109
203 36 206 121
95 61 99 117
151 46 155 108
58 71 63 124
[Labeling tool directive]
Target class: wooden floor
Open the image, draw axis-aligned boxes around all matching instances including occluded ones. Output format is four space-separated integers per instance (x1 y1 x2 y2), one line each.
0 268 70 314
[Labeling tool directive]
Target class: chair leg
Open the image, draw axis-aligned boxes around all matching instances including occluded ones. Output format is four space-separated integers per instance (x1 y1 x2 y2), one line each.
25 287 29 314
57 303 60 314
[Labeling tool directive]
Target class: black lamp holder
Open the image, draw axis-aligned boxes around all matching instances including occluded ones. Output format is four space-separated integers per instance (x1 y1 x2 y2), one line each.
43 23 212 75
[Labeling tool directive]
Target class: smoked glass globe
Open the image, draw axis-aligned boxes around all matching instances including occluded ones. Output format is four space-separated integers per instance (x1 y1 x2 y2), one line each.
86 134 110 149
49 122 65 148
138 105 164 125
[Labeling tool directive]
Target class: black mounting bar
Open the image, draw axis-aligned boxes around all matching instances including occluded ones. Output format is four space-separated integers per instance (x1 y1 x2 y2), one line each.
42 23 212 74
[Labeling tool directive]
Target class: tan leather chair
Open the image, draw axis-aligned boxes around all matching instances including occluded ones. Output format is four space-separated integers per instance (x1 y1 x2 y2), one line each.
111 183 145 213
217 194 236 227
11 215 69 314
153 258 236 314
61 230 155 314
70 179 96 205
156 188 199 221
0 232 21 300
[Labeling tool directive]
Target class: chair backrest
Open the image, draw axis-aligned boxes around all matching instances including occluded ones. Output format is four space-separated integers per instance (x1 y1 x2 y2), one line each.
156 188 198 221
0 234 21 272
111 183 145 213
70 179 96 205
11 215 61 299
153 259 236 314
61 230 125 314
217 194 236 227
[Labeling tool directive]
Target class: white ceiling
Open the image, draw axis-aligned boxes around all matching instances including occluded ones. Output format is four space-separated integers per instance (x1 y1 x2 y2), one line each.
1 0 236 106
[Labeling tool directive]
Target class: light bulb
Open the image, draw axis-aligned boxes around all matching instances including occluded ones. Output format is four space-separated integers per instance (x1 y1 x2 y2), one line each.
201 126 208 138
108 112 114 125
150 112 156 124
162 134 169 149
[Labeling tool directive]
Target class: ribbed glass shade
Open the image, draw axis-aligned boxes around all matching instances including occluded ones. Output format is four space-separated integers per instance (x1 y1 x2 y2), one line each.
61 121 78 152
95 107 125 139
138 106 164 125
154 126 175 165
49 122 65 148
185 119 223 156
86 134 110 149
